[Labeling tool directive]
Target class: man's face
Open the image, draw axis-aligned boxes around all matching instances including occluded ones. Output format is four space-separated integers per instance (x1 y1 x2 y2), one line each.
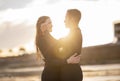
64 13 70 28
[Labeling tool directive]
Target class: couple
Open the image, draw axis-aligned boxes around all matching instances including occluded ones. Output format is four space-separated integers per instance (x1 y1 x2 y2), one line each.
35 9 83 81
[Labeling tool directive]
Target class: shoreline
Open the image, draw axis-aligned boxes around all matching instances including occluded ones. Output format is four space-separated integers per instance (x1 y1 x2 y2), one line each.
0 63 120 77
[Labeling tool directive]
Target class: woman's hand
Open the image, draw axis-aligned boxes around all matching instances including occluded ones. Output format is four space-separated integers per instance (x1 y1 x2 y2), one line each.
67 53 81 64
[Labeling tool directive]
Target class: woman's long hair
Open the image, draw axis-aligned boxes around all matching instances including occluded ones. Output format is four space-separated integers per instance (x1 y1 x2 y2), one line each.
35 16 50 60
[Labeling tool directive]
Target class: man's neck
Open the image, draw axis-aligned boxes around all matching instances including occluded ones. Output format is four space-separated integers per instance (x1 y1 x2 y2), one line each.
70 25 79 30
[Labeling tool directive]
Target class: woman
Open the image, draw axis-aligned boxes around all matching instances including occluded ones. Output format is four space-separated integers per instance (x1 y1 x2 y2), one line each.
35 16 80 81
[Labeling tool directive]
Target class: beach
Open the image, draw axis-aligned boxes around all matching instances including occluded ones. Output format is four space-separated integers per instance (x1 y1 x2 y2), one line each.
0 63 120 81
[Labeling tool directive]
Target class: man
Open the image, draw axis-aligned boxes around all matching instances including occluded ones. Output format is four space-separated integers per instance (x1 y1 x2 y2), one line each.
60 9 83 81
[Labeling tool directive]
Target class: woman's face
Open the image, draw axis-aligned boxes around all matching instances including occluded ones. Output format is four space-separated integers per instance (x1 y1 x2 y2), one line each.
40 18 52 32
45 18 52 32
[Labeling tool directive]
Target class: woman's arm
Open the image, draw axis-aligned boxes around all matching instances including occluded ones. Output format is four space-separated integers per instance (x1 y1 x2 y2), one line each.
67 53 81 64
50 53 81 64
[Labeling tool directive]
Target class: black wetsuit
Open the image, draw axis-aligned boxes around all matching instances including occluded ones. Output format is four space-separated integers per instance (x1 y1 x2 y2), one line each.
59 28 83 81
39 28 83 81
39 32 66 81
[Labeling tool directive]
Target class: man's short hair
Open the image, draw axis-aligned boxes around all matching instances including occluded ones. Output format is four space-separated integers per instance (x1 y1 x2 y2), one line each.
67 9 81 23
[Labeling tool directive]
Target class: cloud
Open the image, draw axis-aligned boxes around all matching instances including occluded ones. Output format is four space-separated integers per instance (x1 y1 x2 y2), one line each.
0 0 34 10
46 0 62 4
0 21 35 49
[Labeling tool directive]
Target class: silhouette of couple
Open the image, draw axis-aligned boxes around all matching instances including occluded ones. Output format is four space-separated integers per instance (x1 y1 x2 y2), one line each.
35 9 83 81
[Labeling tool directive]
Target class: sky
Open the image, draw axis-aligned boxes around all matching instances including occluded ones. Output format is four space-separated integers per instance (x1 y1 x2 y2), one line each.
0 0 120 55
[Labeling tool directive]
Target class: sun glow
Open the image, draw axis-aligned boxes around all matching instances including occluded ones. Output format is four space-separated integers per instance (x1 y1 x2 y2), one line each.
24 41 36 53
51 26 70 40
0 0 120 57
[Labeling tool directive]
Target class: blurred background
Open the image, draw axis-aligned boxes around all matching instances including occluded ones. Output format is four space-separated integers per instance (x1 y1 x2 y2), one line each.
0 0 120 81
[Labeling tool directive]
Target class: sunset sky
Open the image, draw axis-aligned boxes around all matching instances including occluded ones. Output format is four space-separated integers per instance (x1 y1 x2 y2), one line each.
0 0 120 54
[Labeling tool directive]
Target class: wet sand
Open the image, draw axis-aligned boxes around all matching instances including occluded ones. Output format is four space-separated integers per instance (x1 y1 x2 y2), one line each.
0 64 120 81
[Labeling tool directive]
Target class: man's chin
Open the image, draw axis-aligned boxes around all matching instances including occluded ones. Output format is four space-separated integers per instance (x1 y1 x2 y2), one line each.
65 26 69 29
49 30 52 32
